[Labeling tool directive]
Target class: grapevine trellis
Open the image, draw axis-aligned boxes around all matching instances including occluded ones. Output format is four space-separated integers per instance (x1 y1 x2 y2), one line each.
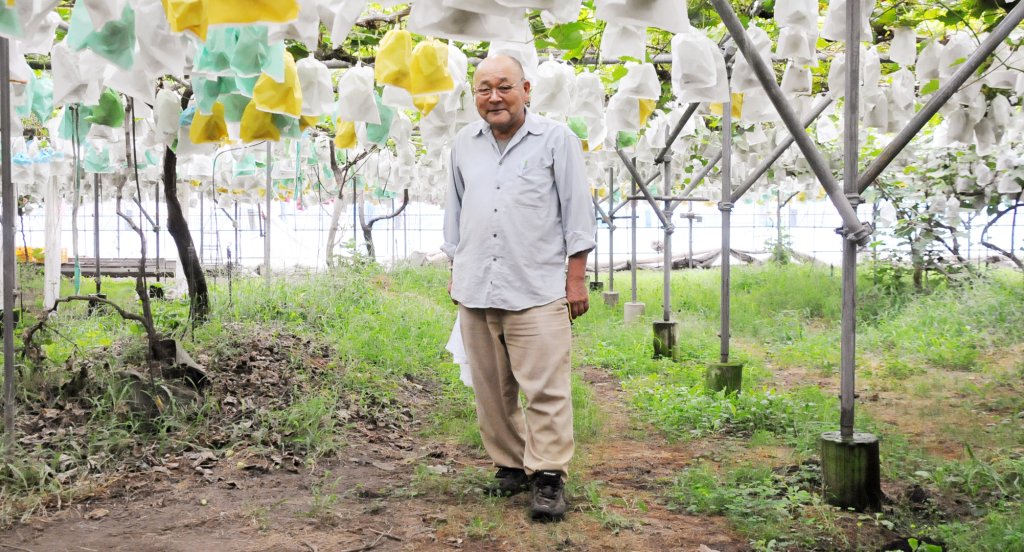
1 0 1023 509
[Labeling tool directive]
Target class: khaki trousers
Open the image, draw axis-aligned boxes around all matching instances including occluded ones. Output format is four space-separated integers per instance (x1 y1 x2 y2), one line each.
458 299 574 476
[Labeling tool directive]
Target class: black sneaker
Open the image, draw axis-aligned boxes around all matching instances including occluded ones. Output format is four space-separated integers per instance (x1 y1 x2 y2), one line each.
484 467 530 497
530 471 567 521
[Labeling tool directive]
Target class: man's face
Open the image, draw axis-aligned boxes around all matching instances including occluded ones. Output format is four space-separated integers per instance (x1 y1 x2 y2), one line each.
473 58 531 136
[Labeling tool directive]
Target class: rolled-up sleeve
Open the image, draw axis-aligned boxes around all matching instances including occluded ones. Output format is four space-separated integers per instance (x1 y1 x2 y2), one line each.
553 128 597 257
441 146 463 259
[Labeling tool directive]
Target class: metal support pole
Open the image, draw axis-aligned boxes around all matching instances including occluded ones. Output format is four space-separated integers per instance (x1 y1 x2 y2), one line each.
630 167 638 303
709 0 870 245
352 175 358 247
688 202 695 266
857 1 1024 193
2 37 16 451
234 202 240 266
199 193 205 264
93 174 101 293
592 195 600 283
719 102 733 364
155 171 161 281
731 97 834 203
840 0 862 438
264 141 272 281
662 160 673 322
607 167 615 291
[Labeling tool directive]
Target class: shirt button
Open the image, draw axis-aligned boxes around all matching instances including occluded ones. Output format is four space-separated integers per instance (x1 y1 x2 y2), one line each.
492 234 497 238
492 257 497 261
493 208 497 212
498 160 503 165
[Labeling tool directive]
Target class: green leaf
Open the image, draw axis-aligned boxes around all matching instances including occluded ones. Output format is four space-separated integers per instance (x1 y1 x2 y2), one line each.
286 42 310 61
533 38 556 50
609 65 628 83
920 79 940 95
549 22 585 51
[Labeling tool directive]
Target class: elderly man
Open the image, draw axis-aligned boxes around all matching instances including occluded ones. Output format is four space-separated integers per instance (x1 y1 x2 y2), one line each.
441 54 596 522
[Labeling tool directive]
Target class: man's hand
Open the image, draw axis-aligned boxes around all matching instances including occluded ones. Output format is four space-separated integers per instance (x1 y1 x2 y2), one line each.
447 276 457 305
566 275 589 319
566 250 591 320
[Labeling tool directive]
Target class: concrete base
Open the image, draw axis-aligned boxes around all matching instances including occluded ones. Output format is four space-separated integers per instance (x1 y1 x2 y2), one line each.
602 291 619 308
652 320 678 360
623 302 645 325
705 361 744 394
820 431 882 512
589 281 604 292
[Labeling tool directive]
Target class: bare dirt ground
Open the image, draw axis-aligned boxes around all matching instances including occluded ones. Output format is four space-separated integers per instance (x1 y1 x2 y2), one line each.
0 363 749 552
5 326 1017 552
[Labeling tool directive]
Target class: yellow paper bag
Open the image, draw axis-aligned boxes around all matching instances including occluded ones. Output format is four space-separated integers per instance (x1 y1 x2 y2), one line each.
638 99 657 128
410 39 454 96
710 92 743 119
240 101 280 142
375 29 413 91
205 0 299 25
161 0 207 40
334 119 357 149
413 94 439 117
253 52 303 117
189 101 228 144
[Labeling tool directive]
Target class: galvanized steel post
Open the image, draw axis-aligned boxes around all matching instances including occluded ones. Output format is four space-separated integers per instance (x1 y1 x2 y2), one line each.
2 37 15 450
264 141 272 281
719 102 733 364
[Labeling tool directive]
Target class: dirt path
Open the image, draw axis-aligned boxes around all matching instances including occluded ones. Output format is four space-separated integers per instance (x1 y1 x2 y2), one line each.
1 367 747 552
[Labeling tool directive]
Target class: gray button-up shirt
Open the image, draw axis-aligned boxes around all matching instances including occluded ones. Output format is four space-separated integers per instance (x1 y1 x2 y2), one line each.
442 111 597 311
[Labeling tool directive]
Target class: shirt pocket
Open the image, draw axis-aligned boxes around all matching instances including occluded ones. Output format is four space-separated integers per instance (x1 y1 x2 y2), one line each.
513 158 554 210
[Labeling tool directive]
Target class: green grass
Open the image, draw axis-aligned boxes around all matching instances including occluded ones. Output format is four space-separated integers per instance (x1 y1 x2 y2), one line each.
5 261 1023 547
666 461 843 549
928 501 1024 551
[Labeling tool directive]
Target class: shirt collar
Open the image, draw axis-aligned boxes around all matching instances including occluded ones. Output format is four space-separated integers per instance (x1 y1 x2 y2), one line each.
473 109 548 138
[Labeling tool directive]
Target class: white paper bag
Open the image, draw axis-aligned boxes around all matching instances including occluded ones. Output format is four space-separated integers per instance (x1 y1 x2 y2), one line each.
821 0 875 42
572 72 606 120
617 62 660 99
889 27 917 67
297 57 335 117
337 66 381 125
916 40 942 81
595 0 689 34
601 23 645 61
730 23 773 93
445 313 474 388
781 63 811 96
382 85 416 110
671 30 720 90
531 60 575 115
488 41 540 82
775 27 817 64
329 0 366 47
606 91 640 135
444 0 522 17
409 0 531 43
774 0 818 32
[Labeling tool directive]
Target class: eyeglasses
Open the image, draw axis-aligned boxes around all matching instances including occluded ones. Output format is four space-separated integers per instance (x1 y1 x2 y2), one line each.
474 80 524 97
